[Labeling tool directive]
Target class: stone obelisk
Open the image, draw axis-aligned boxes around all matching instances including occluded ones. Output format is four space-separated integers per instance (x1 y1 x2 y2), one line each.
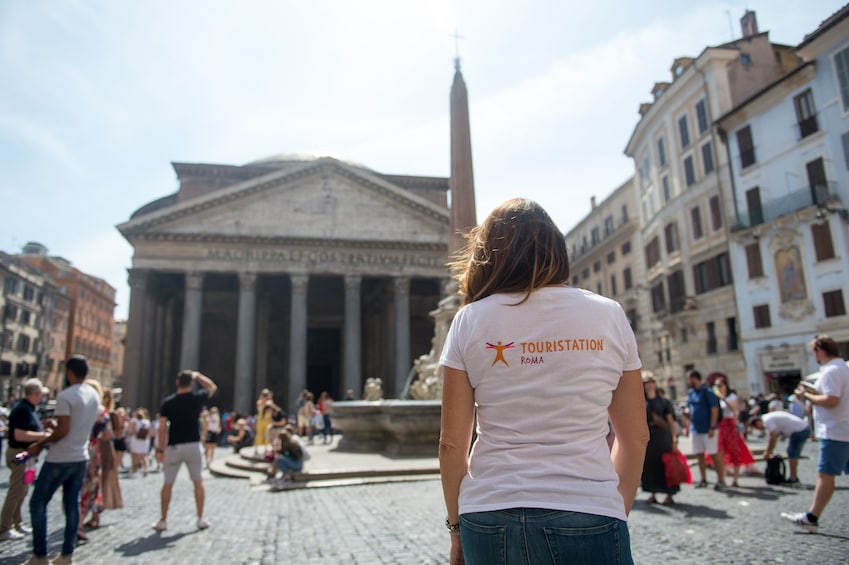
406 57 477 399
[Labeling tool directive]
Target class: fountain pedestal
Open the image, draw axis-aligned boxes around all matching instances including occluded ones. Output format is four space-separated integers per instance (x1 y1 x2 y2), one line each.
332 400 441 456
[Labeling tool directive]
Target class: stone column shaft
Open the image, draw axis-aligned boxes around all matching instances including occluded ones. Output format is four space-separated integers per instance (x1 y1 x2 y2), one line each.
124 269 149 409
287 275 309 412
394 277 410 397
179 272 204 371
343 275 362 399
234 272 257 414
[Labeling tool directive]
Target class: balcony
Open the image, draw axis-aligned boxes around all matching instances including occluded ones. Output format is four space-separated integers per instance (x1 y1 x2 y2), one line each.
731 182 838 231
796 114 819 140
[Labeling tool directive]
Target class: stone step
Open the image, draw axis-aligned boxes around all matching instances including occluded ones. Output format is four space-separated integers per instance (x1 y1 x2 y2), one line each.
208 457 266 480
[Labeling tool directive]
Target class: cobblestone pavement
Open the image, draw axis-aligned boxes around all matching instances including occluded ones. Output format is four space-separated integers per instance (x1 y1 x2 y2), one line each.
0 438 847 564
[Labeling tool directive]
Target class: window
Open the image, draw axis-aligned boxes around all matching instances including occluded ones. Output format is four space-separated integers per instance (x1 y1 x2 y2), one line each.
706 321 717 354
662 176 671 202
737 125 756 167
645 236 661 269
693 253 733 294
683 155 696 187
16 334 30 353
3 278 19 295
745 243 764 278
607 251 616 264
582 268 590 280
753 304 771 328
621 241 631 255
623 267 633 290
691 206 703 239
727 317 738 351
746 186 763 226
651 281 666 313
709 195 722 230
572 275 579 286
834 46 849 112
22 285 34 301
664 222 680 254
657 136 667 167
626 308 637 331
812 222 836 261
591 227 600 245
610 274 617 296
667 270 686 313
678 115 691 148
702 142 715 174
593 260 601 273
622 205 628 222
807 158 828 205
20 310 30 325
823 289 846 317
696 99 710 134
597 282 602 295
794 89 818 138
604 215 614 235
4 304 18 321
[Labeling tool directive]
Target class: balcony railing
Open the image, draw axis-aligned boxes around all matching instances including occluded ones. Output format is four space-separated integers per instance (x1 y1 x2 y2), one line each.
796 114 819 139
731 182 838 231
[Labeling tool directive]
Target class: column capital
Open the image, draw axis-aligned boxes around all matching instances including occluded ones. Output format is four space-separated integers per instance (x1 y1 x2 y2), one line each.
290 274 309 293
344 274 362 292
394 276 410 295
238 271 258 289
185 271 204 290
127 268 150 289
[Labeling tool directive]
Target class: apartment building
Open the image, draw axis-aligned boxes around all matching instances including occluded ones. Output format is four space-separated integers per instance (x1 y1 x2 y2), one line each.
623 11 800 396
717 5 849 395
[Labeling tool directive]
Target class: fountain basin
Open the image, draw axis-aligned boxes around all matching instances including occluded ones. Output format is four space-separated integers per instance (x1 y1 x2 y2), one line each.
332 400 441 456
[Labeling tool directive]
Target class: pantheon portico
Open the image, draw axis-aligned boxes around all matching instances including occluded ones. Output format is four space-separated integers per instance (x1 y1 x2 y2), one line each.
118 156 451 413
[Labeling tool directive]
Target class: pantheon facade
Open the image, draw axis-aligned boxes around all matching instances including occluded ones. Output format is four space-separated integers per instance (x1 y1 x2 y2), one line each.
118 155 451 413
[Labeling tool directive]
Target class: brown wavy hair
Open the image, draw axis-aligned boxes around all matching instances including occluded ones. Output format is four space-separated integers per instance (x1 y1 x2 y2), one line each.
450 198 569 305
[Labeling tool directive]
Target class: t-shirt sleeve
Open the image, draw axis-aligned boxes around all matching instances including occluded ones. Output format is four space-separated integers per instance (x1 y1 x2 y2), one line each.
54 394 71 417
439 306 468 372
819 367 844 398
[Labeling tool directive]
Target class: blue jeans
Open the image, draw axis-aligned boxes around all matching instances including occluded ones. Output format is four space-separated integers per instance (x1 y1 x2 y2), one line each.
276 455 303 475
29 460 88 557
460 508 633 565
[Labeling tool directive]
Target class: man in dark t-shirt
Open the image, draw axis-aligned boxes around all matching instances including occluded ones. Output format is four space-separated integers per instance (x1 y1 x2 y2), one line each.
152 370 217 532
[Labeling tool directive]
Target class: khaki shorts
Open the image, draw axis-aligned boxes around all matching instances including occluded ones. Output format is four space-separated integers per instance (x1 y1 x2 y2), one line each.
163 442 203 484
691 432 718 455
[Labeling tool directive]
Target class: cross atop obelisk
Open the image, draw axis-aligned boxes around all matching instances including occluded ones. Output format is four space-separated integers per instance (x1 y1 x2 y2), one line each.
450 29 464 71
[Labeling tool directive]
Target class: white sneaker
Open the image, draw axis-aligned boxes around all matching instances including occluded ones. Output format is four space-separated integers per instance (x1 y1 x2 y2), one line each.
16 524 32 534
781 511 818 532
197 517 210 530
0 529 24 540
152 520 168 531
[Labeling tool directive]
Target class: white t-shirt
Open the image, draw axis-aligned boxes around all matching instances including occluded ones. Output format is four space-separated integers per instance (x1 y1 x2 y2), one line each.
813 359 849 441
762 411 809 435
46 383 100 463
440 286 641 522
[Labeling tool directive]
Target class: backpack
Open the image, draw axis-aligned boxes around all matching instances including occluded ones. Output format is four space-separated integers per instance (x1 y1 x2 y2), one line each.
765 455 786 485
136 423 149 440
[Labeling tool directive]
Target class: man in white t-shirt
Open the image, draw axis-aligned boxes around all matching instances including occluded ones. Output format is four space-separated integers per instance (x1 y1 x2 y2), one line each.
782 335 849 532
750 404 810 485
24 355 99 565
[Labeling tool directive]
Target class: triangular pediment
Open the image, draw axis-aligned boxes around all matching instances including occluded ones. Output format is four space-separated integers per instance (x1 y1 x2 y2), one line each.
118 158 450 247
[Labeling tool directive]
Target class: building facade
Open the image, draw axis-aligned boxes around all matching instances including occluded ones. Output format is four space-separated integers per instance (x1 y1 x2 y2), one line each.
20 243 117 386
623 12 800 395
718 6 849 395
118 157 451 413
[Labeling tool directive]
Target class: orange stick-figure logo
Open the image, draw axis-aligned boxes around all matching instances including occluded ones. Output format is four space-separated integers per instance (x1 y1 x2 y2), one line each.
486 341 515 367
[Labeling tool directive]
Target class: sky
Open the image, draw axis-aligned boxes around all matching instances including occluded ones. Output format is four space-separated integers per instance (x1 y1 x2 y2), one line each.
1 0 846 319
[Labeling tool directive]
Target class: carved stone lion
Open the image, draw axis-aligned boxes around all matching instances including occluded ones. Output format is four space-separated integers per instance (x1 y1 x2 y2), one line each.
364 377 384 401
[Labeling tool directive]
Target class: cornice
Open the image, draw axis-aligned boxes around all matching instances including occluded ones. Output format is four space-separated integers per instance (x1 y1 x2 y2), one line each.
129 232 448 252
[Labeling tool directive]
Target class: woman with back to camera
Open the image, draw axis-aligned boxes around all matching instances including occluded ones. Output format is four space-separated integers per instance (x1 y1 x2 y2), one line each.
439 198 648 565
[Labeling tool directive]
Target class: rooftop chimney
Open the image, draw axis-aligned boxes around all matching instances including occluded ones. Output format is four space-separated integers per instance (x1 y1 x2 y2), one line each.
741 10 758 38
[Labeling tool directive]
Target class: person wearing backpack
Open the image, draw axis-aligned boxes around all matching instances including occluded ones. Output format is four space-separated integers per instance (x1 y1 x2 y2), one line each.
782 335 849 532
686 370 727 490
750 401 810 486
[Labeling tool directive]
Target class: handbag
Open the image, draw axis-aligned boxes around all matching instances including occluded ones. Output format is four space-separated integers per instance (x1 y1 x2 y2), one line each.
662 448 692 487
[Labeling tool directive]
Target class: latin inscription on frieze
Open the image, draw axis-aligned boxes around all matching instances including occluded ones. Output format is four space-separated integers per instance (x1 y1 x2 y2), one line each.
206 248 443 269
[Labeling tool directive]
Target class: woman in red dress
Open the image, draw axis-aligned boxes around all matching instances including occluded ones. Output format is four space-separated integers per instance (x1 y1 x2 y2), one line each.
714 378 755 487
